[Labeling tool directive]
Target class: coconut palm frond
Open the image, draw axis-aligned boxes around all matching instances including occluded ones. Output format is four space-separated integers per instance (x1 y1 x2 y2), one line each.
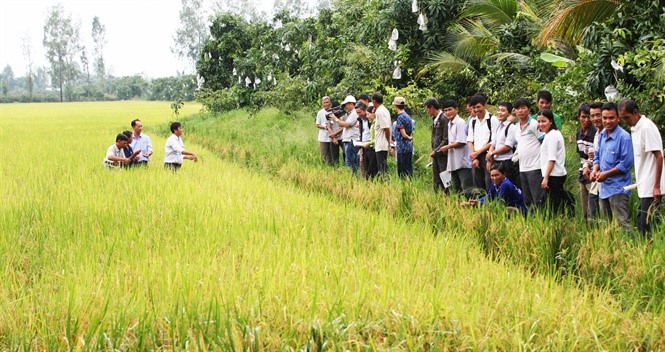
427 51 475 72
536 0 622 47
447 19 499 61
462 0 519 27
491 52 532 66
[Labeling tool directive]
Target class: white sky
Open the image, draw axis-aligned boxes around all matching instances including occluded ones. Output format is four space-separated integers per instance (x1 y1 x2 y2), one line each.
0 0 279 78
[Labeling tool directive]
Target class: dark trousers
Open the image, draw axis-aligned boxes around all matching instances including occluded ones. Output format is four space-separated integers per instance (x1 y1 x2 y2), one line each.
319 142 333 164
376 150 389 176
363 147 378 179
472 152 491 190
637 197 658 237
329 141 342 165
164 163 181 171
599 194 631 231
451 168 473 195
432 153 448 192
544 175 567 213
589 191 600 220
520 170 544 208
397 151 412 179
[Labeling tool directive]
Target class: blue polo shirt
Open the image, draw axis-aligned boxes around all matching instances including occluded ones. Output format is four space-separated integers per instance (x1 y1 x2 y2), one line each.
593 126 634 199
480 178 527 217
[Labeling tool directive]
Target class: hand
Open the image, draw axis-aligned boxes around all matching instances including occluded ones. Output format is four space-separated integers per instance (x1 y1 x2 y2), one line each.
485 153 493 162
541 177 549 190
470 151 479 160
439 146 447 154
120 157 130 165
430 151 435 158
589 170 598 182
596 171 608 182
472 158 480 169
654 186 661 199
582 167 591 182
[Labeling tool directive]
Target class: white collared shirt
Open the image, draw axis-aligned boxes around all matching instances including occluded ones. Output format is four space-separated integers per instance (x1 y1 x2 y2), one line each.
164 134 184 164
631 115 665 197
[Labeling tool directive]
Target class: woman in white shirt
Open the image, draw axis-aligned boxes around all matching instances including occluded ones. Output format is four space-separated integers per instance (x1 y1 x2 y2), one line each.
538 109 567 212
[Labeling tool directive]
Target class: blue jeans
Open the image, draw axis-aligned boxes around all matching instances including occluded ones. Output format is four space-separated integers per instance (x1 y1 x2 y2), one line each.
344 142 359 174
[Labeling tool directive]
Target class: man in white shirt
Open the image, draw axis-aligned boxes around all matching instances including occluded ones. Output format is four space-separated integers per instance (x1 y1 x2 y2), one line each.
439 99 473 194
164 121 197 171
467 94 500 190
372 92 392 176
103 134 131 168
619 99 664 236
514 98 545 208
487 102 519 188
315 96 333 164
130 119 153 166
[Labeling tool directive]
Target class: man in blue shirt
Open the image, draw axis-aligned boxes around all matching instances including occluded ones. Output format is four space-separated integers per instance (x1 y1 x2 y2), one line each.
591 102 634 230
130 119 153 166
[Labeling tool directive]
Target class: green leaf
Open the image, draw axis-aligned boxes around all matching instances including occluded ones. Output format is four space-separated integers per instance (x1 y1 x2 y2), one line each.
540 52 575 68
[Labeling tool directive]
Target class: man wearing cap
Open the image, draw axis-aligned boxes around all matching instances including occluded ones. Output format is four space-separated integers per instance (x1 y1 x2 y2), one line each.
330 95 360 174
372 93 392 176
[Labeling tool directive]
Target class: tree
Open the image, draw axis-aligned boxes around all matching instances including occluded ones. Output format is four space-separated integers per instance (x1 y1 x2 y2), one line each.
273 0 311 18
212 0 267 22
21 34 35 99
91 16 107 88
172 0 210 72
43 4 83 102
1 65 14 95
536 0 621 47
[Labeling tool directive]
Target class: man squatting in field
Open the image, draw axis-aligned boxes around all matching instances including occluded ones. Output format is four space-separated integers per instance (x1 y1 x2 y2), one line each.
164 121 198 171
103 133 132 168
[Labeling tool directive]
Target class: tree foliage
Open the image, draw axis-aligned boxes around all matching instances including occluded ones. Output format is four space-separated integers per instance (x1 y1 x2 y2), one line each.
172 0 210 72
43 4 82 102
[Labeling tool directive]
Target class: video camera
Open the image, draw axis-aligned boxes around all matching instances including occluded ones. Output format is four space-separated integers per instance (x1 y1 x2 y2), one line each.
326 105 345 119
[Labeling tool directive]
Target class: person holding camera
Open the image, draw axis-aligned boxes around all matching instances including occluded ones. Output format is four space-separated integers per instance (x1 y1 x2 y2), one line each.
330 95 360 174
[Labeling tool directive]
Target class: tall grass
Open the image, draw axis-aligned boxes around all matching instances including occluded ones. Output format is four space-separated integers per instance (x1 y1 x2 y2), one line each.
179 107 665 314
0 102 663 350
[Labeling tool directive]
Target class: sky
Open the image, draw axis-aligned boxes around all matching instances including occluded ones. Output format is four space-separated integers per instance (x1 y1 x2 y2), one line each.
0 0 281 79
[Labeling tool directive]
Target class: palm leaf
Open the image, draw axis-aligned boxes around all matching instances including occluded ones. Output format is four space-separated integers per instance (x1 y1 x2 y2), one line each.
426 51 475 72
461 0 519 27
536 0 622 47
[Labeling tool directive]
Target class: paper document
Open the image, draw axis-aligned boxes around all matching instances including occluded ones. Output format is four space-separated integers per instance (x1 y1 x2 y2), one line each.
439 171 452 189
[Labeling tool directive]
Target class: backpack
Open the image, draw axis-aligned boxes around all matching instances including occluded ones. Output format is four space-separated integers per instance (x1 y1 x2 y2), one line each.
471 113 493 142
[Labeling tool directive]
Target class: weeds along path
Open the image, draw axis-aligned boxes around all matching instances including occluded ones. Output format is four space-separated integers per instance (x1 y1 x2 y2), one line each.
1 102 663 349
178 108 665 316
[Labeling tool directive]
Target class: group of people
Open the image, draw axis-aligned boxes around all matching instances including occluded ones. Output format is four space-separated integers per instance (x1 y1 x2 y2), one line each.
315 90 663 237
103 120 198 171
316 92 415 179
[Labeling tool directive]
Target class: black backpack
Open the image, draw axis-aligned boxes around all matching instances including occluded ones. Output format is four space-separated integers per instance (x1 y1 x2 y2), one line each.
471 113 493 142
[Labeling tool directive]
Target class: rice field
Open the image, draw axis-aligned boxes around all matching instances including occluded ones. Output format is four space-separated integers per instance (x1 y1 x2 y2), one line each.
0 101 663 350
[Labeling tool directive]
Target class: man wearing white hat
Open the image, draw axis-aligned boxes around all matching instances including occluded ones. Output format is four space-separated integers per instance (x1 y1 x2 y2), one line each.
329 95 360 174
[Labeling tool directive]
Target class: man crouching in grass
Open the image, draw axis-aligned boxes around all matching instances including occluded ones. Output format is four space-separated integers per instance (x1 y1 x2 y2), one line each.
103 133 132 169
